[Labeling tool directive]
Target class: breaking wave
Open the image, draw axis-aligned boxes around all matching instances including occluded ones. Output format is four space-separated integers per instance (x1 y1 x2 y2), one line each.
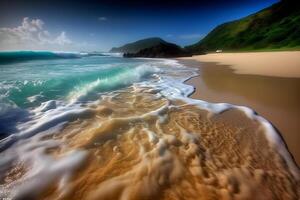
0 51 106 64
0 57 299 200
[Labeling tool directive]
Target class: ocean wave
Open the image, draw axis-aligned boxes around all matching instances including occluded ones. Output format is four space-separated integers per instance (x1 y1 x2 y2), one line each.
0 51 107 64
0 61 161 136
0 98 29 135
68 63 161 102
100 52 123 57
0 58 298 199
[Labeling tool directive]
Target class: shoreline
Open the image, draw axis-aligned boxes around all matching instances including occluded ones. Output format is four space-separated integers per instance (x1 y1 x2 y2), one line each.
178 52 300 165
182 69 299 168
181 51 300 78
1 56 299 199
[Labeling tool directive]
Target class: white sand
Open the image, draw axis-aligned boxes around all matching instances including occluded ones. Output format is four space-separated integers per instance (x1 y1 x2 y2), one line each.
182 51 300 78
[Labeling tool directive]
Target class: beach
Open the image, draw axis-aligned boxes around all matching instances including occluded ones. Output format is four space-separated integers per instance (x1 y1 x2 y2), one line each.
0 52 299 199
183 52 300 77
179 51 300 165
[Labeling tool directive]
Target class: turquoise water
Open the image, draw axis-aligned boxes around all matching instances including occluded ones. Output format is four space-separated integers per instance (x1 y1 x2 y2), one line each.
0 53 298 200
0 53 157 107
0 51 160 134
0 51 92 64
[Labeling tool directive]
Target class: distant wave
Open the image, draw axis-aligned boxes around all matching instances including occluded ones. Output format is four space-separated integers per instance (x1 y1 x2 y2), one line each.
100 52 123 57
0 51 106 64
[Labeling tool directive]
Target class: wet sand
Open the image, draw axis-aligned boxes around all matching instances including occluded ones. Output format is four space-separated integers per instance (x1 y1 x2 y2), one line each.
3 87 299 199
179 52 300 165
1 55 300 199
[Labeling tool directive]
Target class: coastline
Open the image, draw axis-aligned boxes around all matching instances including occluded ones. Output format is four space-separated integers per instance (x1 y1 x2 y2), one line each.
178 52 300 165
1 55 300 199
182 51 300 78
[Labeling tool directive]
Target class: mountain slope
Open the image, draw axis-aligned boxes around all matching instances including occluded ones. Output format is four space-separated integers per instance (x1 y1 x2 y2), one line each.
123 42 191 58
110 37 169 53
186 0 300 52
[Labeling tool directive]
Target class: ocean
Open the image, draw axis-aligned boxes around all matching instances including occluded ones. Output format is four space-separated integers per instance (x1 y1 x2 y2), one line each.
0 51 298 199
0 51 175 134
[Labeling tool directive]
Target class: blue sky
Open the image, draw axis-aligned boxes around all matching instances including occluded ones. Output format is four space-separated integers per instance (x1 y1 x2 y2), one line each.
0 0 279 51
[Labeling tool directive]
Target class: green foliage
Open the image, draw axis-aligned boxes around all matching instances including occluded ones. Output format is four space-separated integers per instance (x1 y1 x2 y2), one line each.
186 1 300 53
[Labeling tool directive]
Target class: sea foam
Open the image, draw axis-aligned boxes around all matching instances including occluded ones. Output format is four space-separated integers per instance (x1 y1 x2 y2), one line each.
68 63 161 102
0 57 299 199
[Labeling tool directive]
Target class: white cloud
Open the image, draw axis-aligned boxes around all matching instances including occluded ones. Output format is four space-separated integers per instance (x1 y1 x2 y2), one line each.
54 32 72 45
0 17 73 50
98 17 107 21
179 34 204 40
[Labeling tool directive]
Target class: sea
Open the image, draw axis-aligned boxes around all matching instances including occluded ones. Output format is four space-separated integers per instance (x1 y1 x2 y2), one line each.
0 51 298 199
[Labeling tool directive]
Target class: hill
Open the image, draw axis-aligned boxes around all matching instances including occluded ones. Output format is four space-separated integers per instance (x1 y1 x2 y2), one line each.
186 0 300 53
123 42 191 58
110 37 169 53
111 37 191 58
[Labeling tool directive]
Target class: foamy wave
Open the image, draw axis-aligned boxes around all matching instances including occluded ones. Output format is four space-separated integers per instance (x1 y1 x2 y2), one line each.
52 51 88 58
0 97 29 134
0 58 299 199
136 59 299 179
0 125 87 199
68 63 161 102
100 52 123 57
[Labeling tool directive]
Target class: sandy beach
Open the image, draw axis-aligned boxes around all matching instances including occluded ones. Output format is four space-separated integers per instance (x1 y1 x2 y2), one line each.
179 51 300 165
1 54 299 199
183 51 300 77
9 87 299 199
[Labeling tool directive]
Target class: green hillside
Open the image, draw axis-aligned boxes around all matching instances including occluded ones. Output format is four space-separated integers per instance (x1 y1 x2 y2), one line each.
110 37 169 53
123 42 191 58
186 0 300 53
